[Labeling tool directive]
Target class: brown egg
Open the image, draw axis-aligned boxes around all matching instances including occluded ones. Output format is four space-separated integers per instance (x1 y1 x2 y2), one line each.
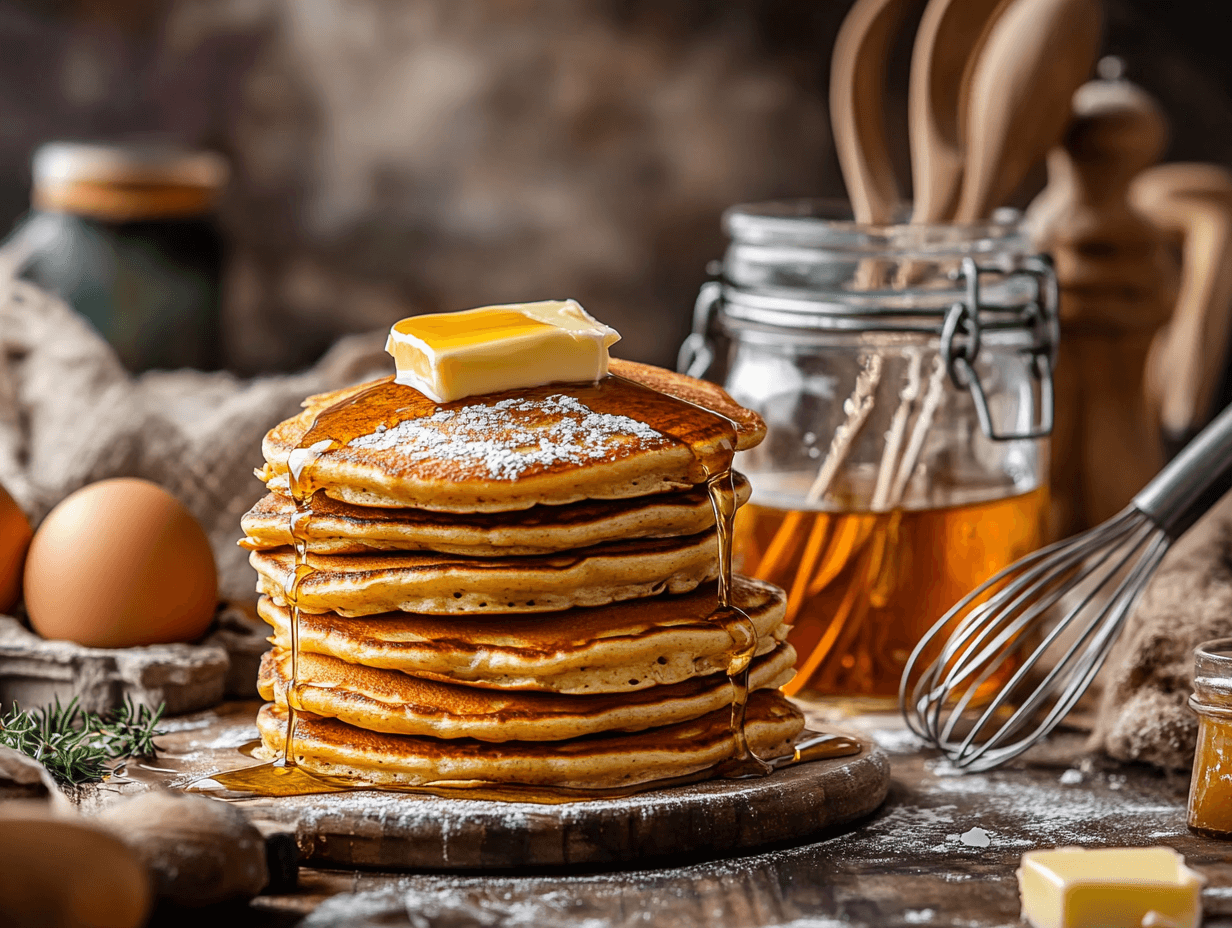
25 478 218 648
0 481 33 614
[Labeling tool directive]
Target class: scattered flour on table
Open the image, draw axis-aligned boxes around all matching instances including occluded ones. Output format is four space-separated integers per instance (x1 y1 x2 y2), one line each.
925 758 966 777
157 715 216 733
205 725 259 750
823 765 1185 861
301 890 409 927
924 774 1183 847
1059 769 1083 785
866 727 925 754
903 910 936 924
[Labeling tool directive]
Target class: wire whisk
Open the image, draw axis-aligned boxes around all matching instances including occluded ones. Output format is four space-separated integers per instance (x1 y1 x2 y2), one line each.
901 401 1232 771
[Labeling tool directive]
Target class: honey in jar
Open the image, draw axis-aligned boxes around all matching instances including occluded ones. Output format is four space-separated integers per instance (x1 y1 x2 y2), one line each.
1187 637 1232 839
734 487 1047 697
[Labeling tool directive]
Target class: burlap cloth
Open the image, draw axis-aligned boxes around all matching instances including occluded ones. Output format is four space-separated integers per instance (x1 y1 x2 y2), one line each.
1 278 1228 769
1086 490 1232 769
0 277 389 604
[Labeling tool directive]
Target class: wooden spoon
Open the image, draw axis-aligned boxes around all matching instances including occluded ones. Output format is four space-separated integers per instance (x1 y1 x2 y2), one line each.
952 0 1102 223
908 0 1010 224
831 0 915 224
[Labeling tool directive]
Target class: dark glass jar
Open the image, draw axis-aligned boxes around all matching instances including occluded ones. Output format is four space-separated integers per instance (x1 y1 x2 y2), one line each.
4 141 228 372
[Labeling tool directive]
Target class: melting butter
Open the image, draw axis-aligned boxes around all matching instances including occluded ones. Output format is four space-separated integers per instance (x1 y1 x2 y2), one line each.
386 300 621 403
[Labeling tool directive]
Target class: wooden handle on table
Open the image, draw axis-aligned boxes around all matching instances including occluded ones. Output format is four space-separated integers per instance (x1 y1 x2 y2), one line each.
1131 163 1232 438
832 0 914 224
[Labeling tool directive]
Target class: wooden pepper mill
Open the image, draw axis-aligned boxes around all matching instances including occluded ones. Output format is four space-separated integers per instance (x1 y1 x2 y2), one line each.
1027 61 1174 536
1030 60 1232 536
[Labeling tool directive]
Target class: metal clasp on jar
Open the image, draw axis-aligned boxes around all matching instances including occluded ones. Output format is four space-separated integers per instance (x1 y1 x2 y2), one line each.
941 255 1058 441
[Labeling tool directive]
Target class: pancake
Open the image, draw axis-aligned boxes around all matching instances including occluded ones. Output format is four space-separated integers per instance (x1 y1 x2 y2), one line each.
240 474 751 556
257 360 766 513
256 577 789 693
253 689 804 788
251 532 718 616
258 643 796 742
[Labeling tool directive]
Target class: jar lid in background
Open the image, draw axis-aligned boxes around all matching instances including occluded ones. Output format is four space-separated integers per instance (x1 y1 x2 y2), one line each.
32 141 229 222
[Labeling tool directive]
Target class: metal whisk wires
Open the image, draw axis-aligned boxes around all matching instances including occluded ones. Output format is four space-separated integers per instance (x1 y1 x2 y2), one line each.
901 508 1167 771
900 400 1232 772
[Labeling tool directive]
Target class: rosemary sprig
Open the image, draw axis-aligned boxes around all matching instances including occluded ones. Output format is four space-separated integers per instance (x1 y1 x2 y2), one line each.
0 696 166 786
104 697 166 759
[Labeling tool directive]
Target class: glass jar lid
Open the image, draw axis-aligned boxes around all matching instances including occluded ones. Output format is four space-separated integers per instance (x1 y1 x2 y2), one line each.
32 141 229 221
1191 637 1232 715
717 198 1045 328
682 199 1059 442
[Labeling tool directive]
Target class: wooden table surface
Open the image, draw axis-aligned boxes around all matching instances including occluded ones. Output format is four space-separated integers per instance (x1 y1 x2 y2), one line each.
136 701 1232 928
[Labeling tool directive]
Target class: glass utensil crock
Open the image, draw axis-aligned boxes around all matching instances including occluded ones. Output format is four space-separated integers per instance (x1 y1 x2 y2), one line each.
682 200 1056 700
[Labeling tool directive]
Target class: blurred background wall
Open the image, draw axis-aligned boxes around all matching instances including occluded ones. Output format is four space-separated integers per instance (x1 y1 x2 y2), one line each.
0 0 1229 373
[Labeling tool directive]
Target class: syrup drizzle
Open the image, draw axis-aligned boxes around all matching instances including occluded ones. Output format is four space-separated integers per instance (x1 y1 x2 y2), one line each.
604 375 770 774
282 385 400 769
203 382 397 793
193 374 840 800
707 469 768 773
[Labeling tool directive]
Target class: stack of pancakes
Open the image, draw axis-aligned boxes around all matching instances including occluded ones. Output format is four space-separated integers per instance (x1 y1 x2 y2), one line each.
240 359 803 790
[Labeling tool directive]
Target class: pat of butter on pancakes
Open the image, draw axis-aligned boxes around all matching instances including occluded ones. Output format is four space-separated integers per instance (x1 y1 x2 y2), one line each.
386 299 621 403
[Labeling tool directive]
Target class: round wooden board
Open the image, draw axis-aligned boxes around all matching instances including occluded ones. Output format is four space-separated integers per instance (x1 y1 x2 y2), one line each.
231 737 890 870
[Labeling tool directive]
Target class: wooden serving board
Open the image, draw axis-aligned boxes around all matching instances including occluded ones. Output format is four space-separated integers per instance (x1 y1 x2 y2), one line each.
107 700 891 871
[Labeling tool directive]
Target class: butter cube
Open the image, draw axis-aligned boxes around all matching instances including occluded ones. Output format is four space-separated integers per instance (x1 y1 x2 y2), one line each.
386 300 621 403
1018 847 1205 928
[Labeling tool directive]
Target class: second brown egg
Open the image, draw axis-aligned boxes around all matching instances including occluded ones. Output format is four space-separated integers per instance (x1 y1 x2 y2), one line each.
24 478 218 648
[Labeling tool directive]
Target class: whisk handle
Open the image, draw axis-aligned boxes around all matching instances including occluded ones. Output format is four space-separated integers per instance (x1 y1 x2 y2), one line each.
1134 401 1232 538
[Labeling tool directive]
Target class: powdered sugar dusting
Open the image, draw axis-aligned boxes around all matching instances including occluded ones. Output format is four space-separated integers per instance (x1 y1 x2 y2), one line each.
346 394 667 479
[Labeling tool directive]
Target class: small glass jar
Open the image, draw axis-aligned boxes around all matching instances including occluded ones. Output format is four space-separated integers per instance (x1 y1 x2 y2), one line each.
1188 637 1232 839
3 141 228 372
681 200 1056 700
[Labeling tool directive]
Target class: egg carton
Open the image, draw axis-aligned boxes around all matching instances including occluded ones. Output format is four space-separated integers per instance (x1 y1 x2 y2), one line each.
0 603 268 716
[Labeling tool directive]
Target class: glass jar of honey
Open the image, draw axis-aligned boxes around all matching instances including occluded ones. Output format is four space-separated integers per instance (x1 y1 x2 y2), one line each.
1188 637 1232 838
681 200 1056 702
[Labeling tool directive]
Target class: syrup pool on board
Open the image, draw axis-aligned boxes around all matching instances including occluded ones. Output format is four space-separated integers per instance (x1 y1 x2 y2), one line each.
192 372 834 801
212 728 860 803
